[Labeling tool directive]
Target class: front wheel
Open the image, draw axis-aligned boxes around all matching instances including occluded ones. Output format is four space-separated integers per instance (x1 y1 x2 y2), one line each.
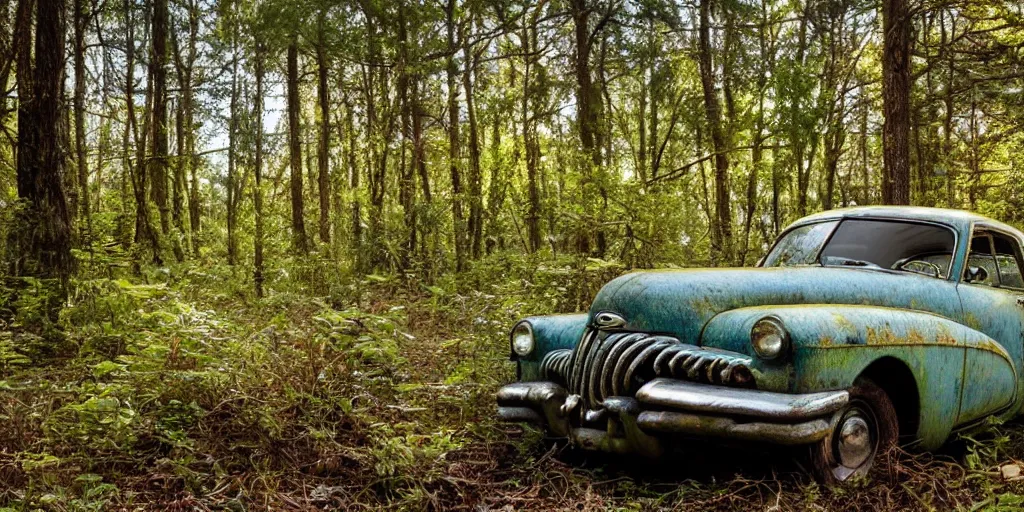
809 378 898 483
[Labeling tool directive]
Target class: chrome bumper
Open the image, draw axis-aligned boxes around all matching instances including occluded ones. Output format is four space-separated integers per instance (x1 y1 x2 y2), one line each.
497 378 849 455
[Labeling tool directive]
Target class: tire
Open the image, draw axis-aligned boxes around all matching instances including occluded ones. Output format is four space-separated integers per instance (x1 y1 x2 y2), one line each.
809 378 899 484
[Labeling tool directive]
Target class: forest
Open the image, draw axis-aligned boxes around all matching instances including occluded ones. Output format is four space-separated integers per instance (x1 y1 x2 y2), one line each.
0 0 1023 507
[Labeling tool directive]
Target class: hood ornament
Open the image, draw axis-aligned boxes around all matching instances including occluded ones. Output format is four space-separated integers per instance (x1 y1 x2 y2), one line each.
594 311 626 330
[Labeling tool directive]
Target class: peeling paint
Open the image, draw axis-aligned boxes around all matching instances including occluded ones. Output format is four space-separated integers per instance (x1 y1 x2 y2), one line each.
504 207 1024 458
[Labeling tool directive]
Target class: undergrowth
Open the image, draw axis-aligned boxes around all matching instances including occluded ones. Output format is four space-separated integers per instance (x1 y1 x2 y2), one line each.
0 253 1023 511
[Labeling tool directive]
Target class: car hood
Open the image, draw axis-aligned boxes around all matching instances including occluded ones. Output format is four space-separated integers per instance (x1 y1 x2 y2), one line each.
589 267 963 344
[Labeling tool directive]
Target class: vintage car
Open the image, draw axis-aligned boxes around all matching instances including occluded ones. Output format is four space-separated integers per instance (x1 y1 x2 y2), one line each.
498 206 1024 482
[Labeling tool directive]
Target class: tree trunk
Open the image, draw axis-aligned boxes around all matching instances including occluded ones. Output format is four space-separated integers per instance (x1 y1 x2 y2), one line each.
72 0 89 239
173 78 184 233
791 5 810 217
649 48 660 179
445 0 465 271
287 38 308 254
968 96 979 210
569 0 606 256
359 3 385 268
115 0 131 249
170 83 185 262
522 22 541 253
345 96 360 254
170 8 194 258
860 87 871 205
741 0 772 264
11 0 73 288
638 54 648 184
253 45 265 297
697 0 732 264
176 0 199 253
412 85 430 205
881 0 911 205
149 0 169 233
226 42 239 265
397 2 418 268
821 9 848 212
316 18 331 245
126 0 160 264
94 117 110 216
486 106 506 255
0 0 12 124
570 0 600 168
14 0 33 192
463 39 483 261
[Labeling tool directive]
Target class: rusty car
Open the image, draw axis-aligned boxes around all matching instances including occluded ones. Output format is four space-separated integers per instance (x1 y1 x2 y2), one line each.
497 206 1024 482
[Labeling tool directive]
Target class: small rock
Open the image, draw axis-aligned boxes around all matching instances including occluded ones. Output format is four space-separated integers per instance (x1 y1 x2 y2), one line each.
1000 463 1022 480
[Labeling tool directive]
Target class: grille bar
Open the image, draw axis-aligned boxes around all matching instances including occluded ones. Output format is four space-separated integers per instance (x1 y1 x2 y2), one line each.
540 349 572 387
537 329 756 413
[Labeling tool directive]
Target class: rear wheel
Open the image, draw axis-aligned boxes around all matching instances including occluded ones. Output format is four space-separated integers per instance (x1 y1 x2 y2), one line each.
810 378 898 483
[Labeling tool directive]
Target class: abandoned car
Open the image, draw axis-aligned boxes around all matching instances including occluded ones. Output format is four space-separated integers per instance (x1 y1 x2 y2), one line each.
498 206 1024 482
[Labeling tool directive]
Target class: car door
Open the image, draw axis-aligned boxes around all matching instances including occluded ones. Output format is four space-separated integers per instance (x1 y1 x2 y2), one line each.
955 226 1024 424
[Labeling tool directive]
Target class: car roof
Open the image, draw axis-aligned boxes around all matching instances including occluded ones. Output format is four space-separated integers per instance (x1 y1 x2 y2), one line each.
790 206 1024 239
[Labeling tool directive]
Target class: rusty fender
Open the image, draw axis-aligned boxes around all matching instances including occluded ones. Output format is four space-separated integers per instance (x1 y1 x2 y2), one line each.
513 314 589 381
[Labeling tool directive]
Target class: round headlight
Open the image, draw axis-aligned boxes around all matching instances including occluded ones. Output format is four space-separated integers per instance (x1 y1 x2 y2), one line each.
751 317 789 360
510 321 535 357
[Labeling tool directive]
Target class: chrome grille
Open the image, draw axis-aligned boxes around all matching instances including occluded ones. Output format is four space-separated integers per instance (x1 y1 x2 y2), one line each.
539 349 572 387
540 329 755 412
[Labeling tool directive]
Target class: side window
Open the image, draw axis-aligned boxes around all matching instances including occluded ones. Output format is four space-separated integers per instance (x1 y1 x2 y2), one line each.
992 234 1024 289
965 231 1024 289
966 236 998 286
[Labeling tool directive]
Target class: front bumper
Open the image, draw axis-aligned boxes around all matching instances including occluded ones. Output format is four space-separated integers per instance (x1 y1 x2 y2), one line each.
497 378 849 456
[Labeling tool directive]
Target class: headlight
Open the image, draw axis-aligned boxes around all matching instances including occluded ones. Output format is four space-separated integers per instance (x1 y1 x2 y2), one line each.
510 321 535 357
751 316 789 360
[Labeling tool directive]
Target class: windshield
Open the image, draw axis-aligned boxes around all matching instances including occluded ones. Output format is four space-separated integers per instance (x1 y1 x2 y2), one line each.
761 221 838 267
762 219 957 278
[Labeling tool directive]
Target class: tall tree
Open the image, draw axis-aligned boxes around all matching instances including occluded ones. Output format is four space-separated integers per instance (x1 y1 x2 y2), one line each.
345 95 360 258
253 43 266 297
569 0 611 256
5 0 1022 292
445 0 466 271
125 0 160 264
881 0 911 204
462 27 483 260
225 27 240 265
71 0 91 238
149 0 170 233
359 0 389 268
0 0 12 125
170 0 199 255
315 10 331 245
521 6 542 253
697 0 732 263
11 0 73 290
287 36 308 254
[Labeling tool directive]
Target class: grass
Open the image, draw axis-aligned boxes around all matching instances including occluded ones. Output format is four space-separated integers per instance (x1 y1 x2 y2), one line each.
1 254 1024 510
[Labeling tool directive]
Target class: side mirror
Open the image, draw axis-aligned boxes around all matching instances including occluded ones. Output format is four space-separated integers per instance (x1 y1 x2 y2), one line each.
966 266 989 283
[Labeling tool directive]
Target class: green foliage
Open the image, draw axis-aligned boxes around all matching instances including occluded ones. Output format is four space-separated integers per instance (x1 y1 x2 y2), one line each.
1 253 1024 509
0 332 32 374
0 0 1022 506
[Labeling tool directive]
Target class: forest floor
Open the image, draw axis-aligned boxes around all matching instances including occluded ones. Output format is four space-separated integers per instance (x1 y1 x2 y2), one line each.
2 254 1024 511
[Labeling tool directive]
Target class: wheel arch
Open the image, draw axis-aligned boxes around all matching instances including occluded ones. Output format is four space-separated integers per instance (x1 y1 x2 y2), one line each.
857 356 920 441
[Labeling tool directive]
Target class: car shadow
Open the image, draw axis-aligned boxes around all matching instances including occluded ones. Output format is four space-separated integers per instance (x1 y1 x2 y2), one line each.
550 438 812 485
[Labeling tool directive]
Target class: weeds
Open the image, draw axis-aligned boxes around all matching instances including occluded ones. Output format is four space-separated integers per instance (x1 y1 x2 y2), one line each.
1 254 1023 510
